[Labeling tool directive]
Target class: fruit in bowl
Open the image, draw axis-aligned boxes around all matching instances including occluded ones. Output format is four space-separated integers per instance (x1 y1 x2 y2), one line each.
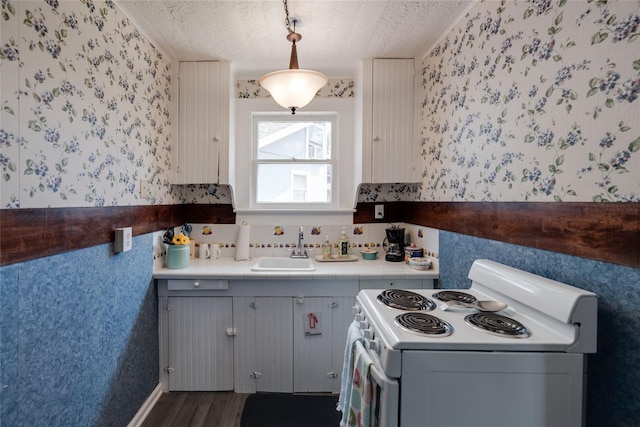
408 257 432 270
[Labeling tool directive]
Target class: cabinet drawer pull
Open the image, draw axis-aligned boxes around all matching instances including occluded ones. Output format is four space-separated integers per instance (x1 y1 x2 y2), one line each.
327 372 338 379
193 281 200 287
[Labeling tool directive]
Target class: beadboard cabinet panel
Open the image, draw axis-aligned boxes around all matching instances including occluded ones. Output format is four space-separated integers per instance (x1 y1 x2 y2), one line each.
167 297 234 391
293 297 334 392
233 297 294 394
173 61 230 185
362 59 420 184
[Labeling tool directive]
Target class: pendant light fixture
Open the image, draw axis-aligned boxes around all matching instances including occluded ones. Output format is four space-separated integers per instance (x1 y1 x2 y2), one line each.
259 0 328 114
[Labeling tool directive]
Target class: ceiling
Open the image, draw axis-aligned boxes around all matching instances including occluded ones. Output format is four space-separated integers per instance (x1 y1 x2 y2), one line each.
115 0 473 77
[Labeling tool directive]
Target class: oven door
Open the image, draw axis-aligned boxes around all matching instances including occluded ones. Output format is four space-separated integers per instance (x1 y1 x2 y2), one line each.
369 360 399 427
400 351 585 427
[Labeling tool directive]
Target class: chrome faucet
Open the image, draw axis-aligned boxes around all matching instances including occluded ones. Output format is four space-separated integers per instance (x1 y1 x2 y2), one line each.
291 226 308 258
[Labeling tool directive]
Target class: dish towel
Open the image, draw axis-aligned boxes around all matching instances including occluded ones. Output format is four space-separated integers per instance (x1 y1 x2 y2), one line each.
338 320 364 423
344 340 374 427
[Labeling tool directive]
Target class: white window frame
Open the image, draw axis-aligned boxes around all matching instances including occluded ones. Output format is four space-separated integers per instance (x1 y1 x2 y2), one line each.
251 113 338 210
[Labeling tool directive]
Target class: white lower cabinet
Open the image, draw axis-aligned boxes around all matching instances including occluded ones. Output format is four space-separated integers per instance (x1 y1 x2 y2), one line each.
159 278 429 392
166 297 234 391
233 297 293 393
360 278 435 290
293 297 355 393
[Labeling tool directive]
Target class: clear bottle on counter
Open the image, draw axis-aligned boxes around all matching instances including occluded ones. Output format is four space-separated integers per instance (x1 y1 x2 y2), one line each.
338 227 349 258
322 236 332 259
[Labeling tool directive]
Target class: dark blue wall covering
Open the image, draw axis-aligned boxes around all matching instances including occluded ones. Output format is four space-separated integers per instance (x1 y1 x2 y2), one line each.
0 234 158 426
439 230 640 427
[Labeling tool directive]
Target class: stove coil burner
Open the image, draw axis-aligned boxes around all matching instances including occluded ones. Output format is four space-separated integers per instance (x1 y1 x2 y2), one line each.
432 290 477 304
465 313 530 338
395 312 453 337
377 289 436 311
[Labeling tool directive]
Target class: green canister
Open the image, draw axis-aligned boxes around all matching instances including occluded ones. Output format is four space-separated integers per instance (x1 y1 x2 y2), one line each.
167 244 190 269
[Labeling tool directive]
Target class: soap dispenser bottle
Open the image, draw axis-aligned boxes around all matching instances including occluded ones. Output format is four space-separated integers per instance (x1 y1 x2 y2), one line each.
322 236 332 259
338 227 349 258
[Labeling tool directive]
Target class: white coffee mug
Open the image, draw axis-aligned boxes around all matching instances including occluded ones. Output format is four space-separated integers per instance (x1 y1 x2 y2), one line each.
198 243 210 259
211 243 221 260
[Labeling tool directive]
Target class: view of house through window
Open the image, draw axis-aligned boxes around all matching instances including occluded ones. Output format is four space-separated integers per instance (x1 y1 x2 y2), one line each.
253 114 336 206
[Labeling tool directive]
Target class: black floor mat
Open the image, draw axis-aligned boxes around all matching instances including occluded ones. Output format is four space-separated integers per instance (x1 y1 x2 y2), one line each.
240 393 341 427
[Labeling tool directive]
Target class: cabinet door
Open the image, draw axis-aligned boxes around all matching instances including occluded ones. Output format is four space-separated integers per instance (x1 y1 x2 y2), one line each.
233 297 293 393
331 297 357 394
293 297 333 392
173 61 230 184
167 297 234 391
363 58 420 183
294 296 356 393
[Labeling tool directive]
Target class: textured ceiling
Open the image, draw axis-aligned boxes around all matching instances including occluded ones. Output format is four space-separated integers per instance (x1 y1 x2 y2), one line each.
115 0 473 77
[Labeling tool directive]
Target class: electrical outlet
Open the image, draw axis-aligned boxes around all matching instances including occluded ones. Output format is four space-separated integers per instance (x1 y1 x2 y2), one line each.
114 227 133 253
139 180 149 200
375 204 385 219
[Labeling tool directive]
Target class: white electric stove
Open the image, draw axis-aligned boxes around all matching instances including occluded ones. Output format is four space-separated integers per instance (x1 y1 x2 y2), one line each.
351 259 597 427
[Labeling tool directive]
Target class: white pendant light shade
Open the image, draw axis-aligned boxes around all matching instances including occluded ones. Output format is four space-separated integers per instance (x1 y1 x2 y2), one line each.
259 69 328 112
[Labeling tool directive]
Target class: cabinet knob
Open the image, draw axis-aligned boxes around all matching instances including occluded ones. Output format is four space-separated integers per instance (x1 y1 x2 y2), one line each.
326 372 339 379
193 281 200 287
373 136 380 142
213 136 219 142
250 371 263 379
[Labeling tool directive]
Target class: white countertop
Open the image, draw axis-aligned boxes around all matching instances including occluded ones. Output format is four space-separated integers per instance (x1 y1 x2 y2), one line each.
153 256 439 281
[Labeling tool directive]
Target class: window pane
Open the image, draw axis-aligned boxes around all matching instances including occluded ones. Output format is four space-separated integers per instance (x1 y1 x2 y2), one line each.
257 121 331 160
256 164 332 203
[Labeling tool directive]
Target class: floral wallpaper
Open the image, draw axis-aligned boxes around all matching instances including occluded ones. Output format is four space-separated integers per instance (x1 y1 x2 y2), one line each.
1 0 176 208
237 78 355 99
4 0 636 210
357 183 420 202
420 0 639 202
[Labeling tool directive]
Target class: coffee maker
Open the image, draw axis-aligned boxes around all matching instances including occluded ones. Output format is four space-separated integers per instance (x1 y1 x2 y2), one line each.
383 225 405 262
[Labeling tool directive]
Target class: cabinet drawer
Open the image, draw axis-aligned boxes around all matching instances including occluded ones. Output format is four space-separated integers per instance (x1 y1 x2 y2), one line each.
167 279 229 291
359 279 423 290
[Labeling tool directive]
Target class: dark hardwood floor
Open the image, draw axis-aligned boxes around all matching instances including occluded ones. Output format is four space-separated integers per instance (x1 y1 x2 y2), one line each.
141 392 249 427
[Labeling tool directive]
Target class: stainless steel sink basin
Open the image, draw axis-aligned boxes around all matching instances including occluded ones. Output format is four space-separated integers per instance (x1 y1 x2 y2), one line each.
251 257 315 271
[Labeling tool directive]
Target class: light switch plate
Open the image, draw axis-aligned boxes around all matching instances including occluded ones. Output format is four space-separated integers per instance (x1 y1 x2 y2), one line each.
114 227 133 252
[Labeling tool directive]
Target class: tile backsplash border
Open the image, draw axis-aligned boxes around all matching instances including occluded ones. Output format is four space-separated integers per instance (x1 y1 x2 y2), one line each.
154 222 440 269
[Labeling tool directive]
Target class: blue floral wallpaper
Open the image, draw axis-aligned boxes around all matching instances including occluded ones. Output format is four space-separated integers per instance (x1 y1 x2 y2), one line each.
420 0 639 202
1 0 174 208
237 78 355 99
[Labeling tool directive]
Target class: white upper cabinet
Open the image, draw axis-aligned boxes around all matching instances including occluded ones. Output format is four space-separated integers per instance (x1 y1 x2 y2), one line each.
173 61 230 184
361 58 420 183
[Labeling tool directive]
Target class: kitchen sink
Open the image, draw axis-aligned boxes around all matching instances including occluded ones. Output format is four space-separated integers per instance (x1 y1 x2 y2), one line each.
251 257 315 271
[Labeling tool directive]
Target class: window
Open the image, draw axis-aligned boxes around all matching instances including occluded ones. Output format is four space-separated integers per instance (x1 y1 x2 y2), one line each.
252 114 337 208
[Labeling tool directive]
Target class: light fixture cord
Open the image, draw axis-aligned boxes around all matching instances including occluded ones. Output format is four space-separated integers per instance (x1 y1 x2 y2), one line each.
283 0 293 34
